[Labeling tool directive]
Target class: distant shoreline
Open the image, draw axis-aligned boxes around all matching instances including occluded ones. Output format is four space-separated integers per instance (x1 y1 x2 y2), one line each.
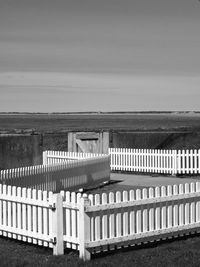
0 111 199 115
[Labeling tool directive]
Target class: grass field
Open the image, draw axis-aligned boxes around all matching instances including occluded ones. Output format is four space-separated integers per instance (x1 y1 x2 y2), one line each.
1 234 200 267
0 112 200 133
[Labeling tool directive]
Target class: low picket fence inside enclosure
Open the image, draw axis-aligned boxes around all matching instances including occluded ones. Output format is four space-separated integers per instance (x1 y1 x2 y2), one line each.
0 154 110 192
43 150 108 165
44 149 200 175
1 180 200 260
109 148 200 175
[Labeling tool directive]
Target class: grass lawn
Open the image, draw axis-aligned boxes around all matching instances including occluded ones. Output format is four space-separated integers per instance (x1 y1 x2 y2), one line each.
1 234 200 267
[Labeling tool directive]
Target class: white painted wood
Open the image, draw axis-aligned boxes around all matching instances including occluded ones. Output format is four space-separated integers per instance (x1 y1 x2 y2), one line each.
136 189 142 234
88 194 94 242
184 183 190 225
48 191 54 249
0 184 3 235
116 191 122 239
109 192 115 241
167 185 173 228
3 185 7 237
190 183 195 224
178 184 184 226
52 193 64 255
107 148 200 175
11 186 17 239
102 193 108 240
79 196 91 261
32 189 37 244
38 190 43 246
17 187 22 240
94 194 101 242
122 191 128 236
148 188 154 232
71 192 77 250
142 188 148 233
196 182 200 222
129 190 135 235
155 186 160 230
1 153 110 191
161 186 167 229
43 191 48 247
7 186 12 238
22 187 27 241
172 185 178 227
86 221 200 248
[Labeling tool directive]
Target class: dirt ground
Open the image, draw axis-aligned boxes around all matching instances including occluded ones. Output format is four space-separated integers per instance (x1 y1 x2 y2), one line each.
86 172 200 194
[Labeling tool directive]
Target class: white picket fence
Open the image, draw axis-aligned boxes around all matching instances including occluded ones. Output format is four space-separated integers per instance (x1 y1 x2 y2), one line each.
0 155 110 192
1 181 200 260
0 184 60 252
60 181 200 260
109 148 200 175
43 150 108 165
44 148 200 175
2 149 200 260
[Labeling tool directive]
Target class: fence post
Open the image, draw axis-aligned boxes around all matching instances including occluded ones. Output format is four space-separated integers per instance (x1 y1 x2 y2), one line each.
52 193 64 255
79 196 91 261
43 151 48 165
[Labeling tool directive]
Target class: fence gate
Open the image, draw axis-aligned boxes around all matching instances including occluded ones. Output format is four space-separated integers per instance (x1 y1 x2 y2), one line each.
68 132 109 154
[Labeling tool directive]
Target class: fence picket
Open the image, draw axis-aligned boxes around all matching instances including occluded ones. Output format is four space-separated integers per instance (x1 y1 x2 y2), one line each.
136 189 142 234
109 192 115 250
7 186 12 238
142 188 148 233
184 183 190 225
3 185 7 237
22 188 27 241
155 186 161 230
172 185 178 227
129 190 135 235
122 191 128 236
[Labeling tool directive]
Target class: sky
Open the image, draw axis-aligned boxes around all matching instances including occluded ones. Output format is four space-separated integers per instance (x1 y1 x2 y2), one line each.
0 0 200 112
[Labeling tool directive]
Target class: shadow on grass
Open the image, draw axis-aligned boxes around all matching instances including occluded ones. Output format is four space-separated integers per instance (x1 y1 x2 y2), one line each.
1 231 200 267
91 231 200 260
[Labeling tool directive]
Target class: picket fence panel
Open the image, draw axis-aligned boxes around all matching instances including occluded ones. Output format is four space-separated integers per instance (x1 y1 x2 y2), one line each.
109 148 200 175
43 151 107 165
61 191 82 250
0 155 110 192
44 149 200 175
81 181 200 256
2 181 200 260
0 184 54 248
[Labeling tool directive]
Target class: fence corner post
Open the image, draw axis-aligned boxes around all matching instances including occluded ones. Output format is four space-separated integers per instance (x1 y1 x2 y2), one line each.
52 193 64 256
79 196 91 261
43 151 47 165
